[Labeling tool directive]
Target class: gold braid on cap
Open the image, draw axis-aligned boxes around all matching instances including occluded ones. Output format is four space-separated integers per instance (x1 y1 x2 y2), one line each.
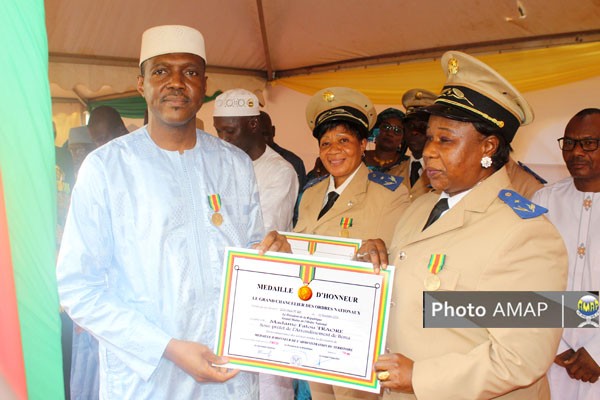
435 99 505 128
316 108 368 128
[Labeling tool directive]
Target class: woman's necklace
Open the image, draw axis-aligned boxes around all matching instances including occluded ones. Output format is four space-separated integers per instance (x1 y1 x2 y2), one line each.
373 153 399 166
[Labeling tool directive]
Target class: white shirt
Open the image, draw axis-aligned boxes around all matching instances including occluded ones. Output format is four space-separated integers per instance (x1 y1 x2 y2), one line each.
409 155 424 178
57 128 264 399
323 163 363 207
253 145 299 232
533 177 600 400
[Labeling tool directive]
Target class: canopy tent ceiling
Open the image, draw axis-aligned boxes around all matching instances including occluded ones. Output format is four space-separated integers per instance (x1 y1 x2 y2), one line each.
46 0 600 102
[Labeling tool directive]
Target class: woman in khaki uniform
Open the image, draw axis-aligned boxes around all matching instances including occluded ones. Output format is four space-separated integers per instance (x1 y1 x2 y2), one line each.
296 87 410 400
364 108 408 174
360 52 568 400
295 87 410 248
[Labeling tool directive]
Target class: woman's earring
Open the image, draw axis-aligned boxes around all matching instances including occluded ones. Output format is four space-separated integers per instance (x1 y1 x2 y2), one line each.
480 156 492 168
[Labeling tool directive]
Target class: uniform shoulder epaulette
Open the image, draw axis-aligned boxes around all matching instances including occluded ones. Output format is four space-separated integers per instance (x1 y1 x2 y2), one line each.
498 189 547 219
303 174 329 191
368 171 403 191
517 161 547 184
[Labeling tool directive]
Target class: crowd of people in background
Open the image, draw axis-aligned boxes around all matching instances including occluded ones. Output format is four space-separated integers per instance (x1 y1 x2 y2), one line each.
53 24 599 400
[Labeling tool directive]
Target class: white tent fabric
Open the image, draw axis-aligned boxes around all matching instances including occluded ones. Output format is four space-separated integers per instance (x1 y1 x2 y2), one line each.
46 0 600 99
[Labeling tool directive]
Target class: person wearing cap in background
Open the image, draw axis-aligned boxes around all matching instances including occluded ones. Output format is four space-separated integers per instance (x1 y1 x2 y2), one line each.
213 90 298 399
400 88 437 201
296 87 410 400
358 51 567 399
363 108 409 174
87 105 129 148
56 25 289 399
213 89 298 235
532 108 600 399
68 125 96 176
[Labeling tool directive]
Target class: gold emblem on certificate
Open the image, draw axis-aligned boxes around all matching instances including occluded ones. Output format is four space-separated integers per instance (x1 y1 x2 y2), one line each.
339 217 353 238
298 265 315 301
298 285 313 301
208 194 223 226
424 254 446 291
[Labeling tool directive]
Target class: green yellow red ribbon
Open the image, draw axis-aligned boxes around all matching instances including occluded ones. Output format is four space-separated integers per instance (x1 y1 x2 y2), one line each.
299 265 315 285
427 254 446 275
208 194 221 212
339 217 353 229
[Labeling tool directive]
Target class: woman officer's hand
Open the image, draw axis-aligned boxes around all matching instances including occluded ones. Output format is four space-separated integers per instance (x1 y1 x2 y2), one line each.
355 238 388 274
374 352 414 393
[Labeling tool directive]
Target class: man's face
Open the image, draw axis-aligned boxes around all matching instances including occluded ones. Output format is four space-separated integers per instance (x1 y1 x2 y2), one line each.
214 116 256 154
404 115 429 158
562 113 600 188
137 53 207 129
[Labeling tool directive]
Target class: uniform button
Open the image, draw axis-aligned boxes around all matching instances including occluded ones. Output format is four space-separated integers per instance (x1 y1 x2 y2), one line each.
390 300 395 307
385 347 391 353
347 201 354 207
398 251 407 261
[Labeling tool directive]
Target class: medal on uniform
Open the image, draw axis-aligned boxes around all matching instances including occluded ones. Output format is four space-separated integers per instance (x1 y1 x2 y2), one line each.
208 194 223 226
339 217 353 238
424 254 446 291
298 265 315 301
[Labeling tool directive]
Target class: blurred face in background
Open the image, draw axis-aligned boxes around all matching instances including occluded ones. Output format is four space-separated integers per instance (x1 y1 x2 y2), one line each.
562 113 600 191
375 116 404 152
404 114 429 158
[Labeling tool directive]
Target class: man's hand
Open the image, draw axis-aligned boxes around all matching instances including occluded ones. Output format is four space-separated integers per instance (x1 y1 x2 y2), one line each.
374 353 414 393
164 339 239 382
253 231 291 254
562 347 600 383
355 239 388 274
554 348 575 367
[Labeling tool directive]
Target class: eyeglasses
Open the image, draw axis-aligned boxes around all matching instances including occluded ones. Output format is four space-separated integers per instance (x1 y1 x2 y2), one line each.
379 123 403 135
557 137 600 152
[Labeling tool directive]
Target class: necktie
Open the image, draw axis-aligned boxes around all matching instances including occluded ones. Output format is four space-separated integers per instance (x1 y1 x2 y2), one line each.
318 191 339 220
422 198 449 231
410 161 421 186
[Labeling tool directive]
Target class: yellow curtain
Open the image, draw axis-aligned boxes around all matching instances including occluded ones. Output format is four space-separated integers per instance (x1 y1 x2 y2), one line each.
52 102 84 146
275 42 600 104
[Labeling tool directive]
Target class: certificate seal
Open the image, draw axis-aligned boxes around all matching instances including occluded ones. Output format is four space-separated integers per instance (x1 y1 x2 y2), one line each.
424 274 440 291
298 285 313 301
211 212 223 226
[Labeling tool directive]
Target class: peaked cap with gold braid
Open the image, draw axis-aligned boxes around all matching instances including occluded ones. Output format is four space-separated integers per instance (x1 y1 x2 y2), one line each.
425 51 534 143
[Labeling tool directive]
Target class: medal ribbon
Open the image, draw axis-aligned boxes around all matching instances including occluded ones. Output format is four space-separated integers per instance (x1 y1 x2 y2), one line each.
427 254 446 275
208 194 221 212
306 241 317 255
339 217 353 229
299 265 315 285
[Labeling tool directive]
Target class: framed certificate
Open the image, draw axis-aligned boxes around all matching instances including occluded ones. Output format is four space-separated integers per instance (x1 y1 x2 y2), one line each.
280 231 362 260
215 247 394 393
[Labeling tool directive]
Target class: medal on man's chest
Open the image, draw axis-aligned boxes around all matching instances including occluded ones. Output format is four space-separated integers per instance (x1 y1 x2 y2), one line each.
339 217 353 238
208 194 223 226
424 254 446 291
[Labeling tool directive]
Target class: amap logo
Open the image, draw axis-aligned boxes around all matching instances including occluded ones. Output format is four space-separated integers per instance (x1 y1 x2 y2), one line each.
577 294 599 327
